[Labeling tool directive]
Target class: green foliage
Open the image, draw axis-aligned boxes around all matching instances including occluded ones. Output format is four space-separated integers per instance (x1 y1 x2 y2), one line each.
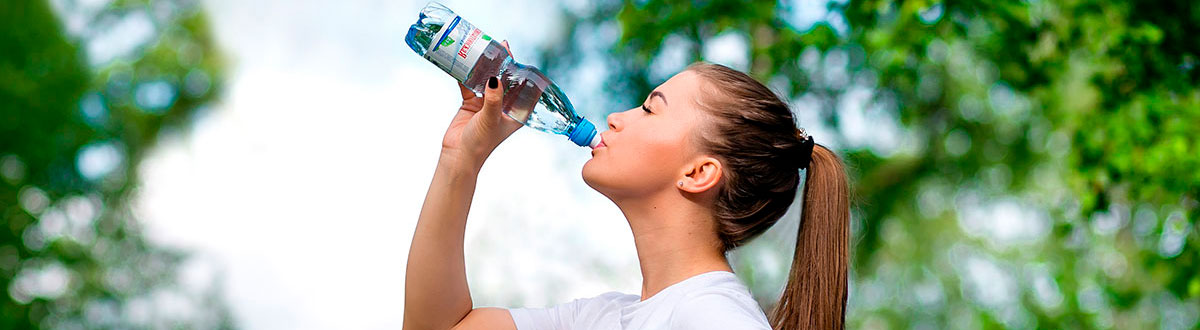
1 0 232 327
542 0 1199 328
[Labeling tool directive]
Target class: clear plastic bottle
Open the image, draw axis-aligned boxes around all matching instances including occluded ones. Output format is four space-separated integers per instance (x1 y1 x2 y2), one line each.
405 1 600 148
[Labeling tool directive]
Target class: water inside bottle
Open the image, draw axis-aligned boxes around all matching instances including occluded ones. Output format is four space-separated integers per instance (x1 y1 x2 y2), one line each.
406 2 590 140
459 41 579 135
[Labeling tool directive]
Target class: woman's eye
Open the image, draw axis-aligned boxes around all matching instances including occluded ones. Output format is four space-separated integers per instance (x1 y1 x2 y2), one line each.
641 104 652 114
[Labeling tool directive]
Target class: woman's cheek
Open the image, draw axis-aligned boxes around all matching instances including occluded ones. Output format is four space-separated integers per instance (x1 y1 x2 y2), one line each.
646 140 683 167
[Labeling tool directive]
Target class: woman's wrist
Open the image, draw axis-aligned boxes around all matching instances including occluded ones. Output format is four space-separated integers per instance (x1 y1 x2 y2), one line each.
437 148 486 175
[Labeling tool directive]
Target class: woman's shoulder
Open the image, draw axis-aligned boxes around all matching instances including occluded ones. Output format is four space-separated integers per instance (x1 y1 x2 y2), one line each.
590 291 641 306
668 292 771 329
551 291 640 311
674 271 757 301
667 272 771 329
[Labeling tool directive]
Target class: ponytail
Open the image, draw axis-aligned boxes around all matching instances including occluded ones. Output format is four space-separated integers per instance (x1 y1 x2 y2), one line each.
769 144 849 330
683 62 850 329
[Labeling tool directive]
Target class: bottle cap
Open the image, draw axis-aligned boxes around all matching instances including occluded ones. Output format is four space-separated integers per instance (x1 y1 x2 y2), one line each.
588 134 602 149
568 119 598 148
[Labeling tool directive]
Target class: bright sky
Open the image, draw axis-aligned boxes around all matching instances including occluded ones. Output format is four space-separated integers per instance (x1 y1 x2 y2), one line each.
136 1 637 329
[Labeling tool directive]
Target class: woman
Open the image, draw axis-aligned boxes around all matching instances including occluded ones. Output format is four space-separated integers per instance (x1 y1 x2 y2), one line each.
404 62 849 330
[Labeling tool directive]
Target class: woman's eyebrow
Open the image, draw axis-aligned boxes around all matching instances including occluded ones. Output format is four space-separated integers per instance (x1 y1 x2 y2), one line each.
650 91 668 106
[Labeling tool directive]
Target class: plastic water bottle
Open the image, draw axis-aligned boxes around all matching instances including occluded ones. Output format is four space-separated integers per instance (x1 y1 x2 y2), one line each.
405 2 600 148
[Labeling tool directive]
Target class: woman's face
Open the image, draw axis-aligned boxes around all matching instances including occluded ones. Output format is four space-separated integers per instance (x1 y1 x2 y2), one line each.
583 70 709 200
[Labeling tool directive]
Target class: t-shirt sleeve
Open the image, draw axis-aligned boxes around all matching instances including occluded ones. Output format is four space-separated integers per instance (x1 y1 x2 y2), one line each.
508 292 627 330
668 291 772 330
508 302 578 330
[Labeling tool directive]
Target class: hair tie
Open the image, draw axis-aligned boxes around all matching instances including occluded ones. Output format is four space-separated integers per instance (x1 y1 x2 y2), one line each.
797 128 815 170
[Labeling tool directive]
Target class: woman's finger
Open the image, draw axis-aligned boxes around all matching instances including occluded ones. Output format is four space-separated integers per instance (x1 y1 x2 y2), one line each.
458 83 476 101
480 76 503 116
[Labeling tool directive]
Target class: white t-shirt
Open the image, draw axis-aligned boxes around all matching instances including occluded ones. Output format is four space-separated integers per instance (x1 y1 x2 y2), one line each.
508 271 772 330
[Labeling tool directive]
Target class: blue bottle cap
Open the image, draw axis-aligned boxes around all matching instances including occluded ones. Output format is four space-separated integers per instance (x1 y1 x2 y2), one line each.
567 118 598 148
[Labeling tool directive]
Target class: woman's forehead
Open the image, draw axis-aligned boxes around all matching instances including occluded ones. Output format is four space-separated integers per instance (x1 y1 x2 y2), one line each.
652 71 702 106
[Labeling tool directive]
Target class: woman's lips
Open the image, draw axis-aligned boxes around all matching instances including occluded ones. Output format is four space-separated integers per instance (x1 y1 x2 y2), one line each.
594 133 609 149
590 136 608 156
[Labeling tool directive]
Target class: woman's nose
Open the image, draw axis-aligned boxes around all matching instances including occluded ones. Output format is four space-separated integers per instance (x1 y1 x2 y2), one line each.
607 112 621 131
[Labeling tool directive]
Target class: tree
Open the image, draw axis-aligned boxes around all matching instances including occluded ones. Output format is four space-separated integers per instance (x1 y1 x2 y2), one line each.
539 0 1199 328
1 0 233 327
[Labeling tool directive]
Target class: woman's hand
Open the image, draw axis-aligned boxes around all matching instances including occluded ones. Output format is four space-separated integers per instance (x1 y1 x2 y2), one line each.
439 41 522 171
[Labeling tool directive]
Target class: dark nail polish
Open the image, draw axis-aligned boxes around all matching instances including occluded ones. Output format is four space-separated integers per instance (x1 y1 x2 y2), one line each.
488 77 498 89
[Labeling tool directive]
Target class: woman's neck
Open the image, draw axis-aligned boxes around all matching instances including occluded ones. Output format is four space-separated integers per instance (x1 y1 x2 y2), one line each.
615 192 733 301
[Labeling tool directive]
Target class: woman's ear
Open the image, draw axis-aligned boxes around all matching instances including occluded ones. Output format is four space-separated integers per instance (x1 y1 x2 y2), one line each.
678 156 722 194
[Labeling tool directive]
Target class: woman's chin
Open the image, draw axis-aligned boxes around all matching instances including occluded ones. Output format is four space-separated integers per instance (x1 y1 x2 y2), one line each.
581 161 607 192
581 160 597 183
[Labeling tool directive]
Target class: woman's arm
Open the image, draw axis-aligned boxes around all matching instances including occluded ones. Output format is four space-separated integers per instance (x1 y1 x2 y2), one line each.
403 155 485 329
403 74 522 330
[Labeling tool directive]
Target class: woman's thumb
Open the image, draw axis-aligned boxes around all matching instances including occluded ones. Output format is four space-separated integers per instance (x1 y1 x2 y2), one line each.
481 76 504 116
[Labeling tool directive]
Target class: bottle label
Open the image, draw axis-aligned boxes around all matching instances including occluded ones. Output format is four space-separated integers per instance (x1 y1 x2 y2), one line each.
424 15 492 82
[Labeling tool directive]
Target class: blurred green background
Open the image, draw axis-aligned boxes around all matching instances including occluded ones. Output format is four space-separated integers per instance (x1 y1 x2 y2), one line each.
2 0 231 328
2 0 1197 328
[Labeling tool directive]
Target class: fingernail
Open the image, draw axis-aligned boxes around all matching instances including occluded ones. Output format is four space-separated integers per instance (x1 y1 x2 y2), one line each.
488 77 498 89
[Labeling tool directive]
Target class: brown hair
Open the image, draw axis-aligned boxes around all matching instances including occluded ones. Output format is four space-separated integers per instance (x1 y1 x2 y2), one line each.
686 62 850 330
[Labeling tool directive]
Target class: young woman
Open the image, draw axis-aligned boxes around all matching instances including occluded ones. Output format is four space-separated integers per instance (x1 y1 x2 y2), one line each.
403 62 850 330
